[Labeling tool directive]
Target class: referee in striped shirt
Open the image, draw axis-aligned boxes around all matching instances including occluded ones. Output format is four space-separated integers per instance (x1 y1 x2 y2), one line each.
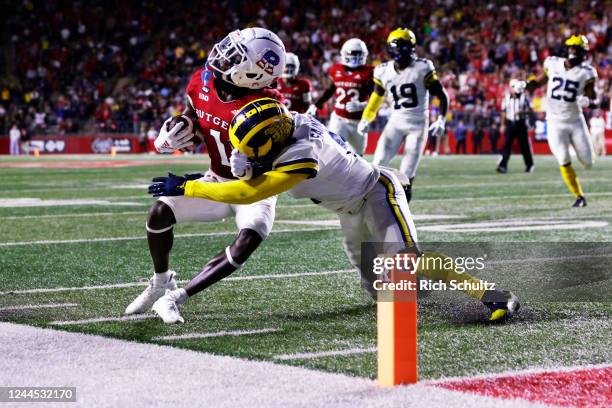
496 79 534 173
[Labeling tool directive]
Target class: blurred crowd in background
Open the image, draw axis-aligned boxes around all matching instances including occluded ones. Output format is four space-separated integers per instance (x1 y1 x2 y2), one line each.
1 0 610 153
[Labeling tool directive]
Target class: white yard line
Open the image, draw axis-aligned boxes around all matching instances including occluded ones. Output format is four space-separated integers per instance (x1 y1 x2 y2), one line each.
49 314 156 326
0 303 78 311
420 220 608 232
0 269 354 295
0 323 541 408
0 226 339 247
274 346 377 361
418 191 612 202
154 328 279 341
0 211 144 220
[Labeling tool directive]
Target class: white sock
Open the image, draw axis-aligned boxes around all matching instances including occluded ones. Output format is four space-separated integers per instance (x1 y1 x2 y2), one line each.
171 288 188 305
153 270 172 286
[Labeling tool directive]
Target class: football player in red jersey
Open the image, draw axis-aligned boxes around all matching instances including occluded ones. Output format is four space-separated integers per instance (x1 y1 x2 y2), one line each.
276 52 312 113
125 27 286 321
307 38 374 155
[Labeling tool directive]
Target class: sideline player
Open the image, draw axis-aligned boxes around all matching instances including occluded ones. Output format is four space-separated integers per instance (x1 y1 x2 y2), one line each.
526 34 599 207
277 52 312 113
124 28 286 317
147 99 519 324
358 28 449 202
307 38 373 155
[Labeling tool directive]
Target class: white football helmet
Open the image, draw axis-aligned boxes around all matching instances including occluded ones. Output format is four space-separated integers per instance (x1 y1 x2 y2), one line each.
340 38 368 68
283 52 300 79
208 27 286 89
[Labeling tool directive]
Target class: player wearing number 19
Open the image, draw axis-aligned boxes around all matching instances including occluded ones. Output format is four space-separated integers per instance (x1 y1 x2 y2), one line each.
526 35 599 208
358 28 449 202
124 27 286 320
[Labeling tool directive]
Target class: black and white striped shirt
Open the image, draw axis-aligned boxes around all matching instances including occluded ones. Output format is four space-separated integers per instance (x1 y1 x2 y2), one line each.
502 93 531 122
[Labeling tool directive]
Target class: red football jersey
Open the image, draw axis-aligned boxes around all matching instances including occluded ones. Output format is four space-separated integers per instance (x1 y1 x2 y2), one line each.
327 63 374 120
277 77 312 113
185 66 282 179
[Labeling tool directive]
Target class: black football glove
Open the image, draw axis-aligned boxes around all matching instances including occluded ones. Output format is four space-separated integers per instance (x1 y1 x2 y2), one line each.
148 173 187 197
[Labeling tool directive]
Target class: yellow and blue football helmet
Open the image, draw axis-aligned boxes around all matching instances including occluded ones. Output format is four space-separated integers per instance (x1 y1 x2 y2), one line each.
565 34 589 65
387 28 417 64
229 98 294 159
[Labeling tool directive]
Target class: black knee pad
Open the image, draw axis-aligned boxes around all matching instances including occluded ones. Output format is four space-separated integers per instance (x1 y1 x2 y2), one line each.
147 201 176 230
229 228 263 265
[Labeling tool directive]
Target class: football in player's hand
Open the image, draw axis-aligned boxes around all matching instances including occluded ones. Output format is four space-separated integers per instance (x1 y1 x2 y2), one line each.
166 115 202 152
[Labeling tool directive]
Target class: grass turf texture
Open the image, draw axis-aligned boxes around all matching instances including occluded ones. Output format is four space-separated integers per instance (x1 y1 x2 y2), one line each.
1 154 610 380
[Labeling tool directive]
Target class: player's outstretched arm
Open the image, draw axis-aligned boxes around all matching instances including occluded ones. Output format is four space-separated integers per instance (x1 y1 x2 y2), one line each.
526 74 547 92
147 171 309 205
313 83 337 109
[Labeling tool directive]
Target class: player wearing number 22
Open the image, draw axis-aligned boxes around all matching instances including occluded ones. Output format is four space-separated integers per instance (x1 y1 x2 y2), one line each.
358 28 449 202
124 27 286 319
527 35 599 208
308 38 374 155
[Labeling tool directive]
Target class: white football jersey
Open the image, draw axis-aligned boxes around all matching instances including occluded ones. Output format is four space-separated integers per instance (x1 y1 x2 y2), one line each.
543 56 597 122
374 58 437 121
272 113 379 213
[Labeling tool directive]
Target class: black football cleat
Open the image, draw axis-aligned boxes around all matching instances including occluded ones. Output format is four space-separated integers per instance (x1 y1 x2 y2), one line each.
496 166 507 174
572 196 587 208
482 290 520 322
525 164 535 173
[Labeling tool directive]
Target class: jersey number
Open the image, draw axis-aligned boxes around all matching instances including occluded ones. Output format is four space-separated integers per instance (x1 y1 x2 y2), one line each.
390 83 418 109
550 77 579 102
210 129 230 166
335 88 359 109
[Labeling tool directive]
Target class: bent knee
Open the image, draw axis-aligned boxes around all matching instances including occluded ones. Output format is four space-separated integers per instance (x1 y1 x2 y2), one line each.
147 201 176 230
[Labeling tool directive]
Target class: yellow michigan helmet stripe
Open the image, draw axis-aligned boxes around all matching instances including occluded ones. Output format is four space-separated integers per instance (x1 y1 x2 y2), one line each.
565 34 589 50
387 28 416 45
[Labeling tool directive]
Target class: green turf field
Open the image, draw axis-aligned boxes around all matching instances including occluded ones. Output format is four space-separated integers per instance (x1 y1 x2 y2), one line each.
1 154 610 380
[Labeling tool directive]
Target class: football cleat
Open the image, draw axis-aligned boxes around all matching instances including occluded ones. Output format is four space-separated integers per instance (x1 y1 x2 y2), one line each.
483 290 520 322
572 196 587 208
152 290 184 324
525 164 535 173
124 271 177 315
496 166 507 174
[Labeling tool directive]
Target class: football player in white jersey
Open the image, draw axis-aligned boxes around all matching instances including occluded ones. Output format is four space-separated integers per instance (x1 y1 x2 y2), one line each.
357 28 449 202
147 98 518 324
526 35 599 207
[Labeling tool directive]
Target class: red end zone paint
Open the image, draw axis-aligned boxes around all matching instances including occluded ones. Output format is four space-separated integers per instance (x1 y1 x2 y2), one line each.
436 366 611 407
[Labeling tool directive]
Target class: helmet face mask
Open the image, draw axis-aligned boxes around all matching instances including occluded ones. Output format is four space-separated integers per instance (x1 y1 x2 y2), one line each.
567 45 586 65
564 34 589 66
340 38 368 68
208 28 286 89
387 39 415 64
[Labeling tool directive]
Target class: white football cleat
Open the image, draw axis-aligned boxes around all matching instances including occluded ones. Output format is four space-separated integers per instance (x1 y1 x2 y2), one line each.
124 271 177 315
152 290 184 324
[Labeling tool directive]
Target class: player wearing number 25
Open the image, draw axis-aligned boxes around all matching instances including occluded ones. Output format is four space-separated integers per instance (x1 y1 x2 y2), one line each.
526 35 599 208
125 28 286 320
358 28 449 203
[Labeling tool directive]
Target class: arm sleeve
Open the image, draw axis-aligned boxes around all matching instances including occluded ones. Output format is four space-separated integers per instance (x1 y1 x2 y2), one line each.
362 91 385 122
184 170 309 204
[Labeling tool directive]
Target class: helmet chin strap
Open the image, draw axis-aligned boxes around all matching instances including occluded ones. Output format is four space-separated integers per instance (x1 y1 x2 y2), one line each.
213 71 249 101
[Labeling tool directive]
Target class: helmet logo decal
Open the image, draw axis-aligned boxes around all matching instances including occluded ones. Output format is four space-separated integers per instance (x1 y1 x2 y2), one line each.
257 50 281 74
265 118 292 144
